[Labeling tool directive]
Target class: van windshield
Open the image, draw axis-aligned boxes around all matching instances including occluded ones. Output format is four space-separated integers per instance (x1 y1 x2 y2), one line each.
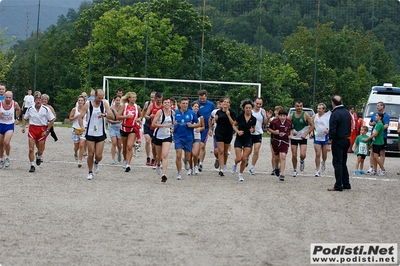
364 103 400 119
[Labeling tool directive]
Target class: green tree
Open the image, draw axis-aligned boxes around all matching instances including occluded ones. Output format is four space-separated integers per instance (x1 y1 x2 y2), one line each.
0 29 16 83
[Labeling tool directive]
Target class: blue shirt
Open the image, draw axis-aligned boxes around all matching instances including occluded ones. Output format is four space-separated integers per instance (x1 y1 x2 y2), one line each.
174 109 199 140
370 111 390 138
194 100 215 128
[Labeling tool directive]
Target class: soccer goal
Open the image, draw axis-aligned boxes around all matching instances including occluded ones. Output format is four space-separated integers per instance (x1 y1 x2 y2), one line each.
102 76 262 102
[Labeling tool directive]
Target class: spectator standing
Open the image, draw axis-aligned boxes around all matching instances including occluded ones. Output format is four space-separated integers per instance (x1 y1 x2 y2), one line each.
328 95 351 191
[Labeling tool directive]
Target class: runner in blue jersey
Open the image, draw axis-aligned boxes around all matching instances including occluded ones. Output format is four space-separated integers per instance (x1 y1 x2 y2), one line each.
174 97 199 180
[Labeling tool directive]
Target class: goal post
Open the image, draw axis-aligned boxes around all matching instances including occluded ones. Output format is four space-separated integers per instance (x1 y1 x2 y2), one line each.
102 76 261 102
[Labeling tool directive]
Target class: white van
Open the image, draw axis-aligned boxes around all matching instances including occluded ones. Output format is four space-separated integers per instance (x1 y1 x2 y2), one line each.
363 83 400 152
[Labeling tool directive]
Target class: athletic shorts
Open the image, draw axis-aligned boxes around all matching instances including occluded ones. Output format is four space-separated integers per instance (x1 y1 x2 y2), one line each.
22 107 28 115
372 144 385 154
0 123 14 135
234 136 252 148
291 138 307 146
86 134 107 143
152 136 173 146
174 138 193 152
28 125 48 142
251 134 262 144
314 139 329 146
193 138 201 143
357 154 367 160
144 125 154 137
200 129 209 143
71 128 86 143
120 130 137 138
272 138 289 155
108 124 121 139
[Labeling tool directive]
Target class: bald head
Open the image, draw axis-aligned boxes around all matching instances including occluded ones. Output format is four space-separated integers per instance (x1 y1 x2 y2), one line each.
4 91 13 103
332 95 343 107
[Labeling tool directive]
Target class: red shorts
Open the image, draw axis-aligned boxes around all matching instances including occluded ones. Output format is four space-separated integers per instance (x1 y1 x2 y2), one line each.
28 125 48 142
272 138 289 155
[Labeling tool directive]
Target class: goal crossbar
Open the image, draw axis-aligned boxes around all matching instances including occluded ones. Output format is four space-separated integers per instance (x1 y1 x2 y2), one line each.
102 76 261 100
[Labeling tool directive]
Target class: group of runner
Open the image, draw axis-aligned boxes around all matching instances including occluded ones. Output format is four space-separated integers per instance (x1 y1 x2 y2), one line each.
1 83 331 182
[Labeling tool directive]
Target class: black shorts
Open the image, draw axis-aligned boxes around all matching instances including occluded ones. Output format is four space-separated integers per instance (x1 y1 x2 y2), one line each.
144 126 154 137
120 130 137 138
372 144 385 154
86 134 107 143
251 134 262 144
291 138 307 146
22 107 28 115
215 131 233 144
357 154 367 160
234 137 252 148
152 136 173 146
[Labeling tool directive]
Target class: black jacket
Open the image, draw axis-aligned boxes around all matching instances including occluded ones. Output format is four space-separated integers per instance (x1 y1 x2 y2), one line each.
329 105 351 140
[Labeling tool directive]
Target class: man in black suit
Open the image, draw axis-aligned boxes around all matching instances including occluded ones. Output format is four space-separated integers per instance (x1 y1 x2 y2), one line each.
328 95 352 191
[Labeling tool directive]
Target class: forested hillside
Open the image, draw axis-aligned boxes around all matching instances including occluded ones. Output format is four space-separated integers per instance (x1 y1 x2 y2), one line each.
1 0 399 118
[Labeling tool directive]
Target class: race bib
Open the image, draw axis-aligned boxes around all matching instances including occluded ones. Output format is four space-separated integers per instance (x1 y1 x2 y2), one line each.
358 142 368 155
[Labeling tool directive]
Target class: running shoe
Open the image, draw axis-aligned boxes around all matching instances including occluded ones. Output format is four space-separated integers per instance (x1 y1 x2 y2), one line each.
161 175 167 182
367 167 374 174
78 160 82 168
238 173 244 182
315 170 321 177
194 166 199 175
368 170 376 175
146 157 151 166
223 165 227 173
87 172 93 180
74 152 78 160
122 160 127 169
36 154 41 166
359 170 366 175
83 153 88 158
187 169 193 175
271 168 276 175
218 170 224 176
231 164 237 175
183 159 190 170
275 168 280 177
292 169 298 177
245 158 249 167
354 170 361 175
4 157 10 168
111 160 116 165
248 167 255 175
29 165 35 172
198 163 203 172
300 160 305 171
279 175 285 181
177 172 182 180
214 159 219 169
151 159 156 168
125 166 131 172
94 163 100 174
0 160 4 169
378 170 387 176
117 152 122 162
321 161 326 172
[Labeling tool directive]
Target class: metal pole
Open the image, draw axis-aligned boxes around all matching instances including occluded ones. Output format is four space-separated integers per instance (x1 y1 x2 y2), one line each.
199 0 206 89
87 0 94 91
312 0 320 107
143 0 150 103
34 0 41 91
369 0 375 89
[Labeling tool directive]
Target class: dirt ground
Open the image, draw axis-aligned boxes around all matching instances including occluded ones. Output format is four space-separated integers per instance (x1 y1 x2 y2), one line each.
0 126 399 265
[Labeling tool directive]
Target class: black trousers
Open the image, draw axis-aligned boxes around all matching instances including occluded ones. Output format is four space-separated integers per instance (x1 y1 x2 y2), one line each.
331 138 351 190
